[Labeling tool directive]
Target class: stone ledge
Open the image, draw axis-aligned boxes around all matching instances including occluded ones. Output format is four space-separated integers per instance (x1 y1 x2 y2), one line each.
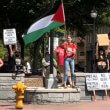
0 73 25 77
75 72 85 77
24 87 80 103
0 90 15 100
26 87 81 93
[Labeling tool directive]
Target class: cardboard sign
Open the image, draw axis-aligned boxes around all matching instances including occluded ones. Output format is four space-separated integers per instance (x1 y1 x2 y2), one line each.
86 73 110 91
97 34 109 46
3 28 17 45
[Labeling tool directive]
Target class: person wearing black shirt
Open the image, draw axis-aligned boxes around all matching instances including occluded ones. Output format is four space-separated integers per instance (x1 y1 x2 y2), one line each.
96 49 109 73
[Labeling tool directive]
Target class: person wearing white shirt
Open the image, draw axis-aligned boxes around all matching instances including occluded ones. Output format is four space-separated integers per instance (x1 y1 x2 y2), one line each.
26 61 31 74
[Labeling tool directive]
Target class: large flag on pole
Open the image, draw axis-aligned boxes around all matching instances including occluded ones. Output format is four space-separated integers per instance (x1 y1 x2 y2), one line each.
23 1 65 45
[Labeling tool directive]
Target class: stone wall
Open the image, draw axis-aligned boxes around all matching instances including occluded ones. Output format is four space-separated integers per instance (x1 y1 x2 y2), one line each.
24 87 80 104
75 72 92 100
75 72 108 100
0 72 106 101
0 73 25 100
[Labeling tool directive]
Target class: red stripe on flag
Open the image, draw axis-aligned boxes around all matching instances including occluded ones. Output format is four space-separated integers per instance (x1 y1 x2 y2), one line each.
52 3 65 23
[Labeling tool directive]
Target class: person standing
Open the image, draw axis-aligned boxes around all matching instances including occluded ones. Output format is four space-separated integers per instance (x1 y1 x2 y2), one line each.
42 51 57 87
107 33 110 72
96 49 109 73
54 42 65 86
26 61 31 74
61 35 77 88
8 45 16 72
15 52 22 73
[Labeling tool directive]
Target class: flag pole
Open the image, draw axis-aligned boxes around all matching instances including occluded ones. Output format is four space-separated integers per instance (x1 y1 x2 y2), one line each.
50 0 54 75
46 0 57 89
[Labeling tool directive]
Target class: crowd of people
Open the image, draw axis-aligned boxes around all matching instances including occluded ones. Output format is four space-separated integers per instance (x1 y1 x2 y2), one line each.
0 44 31 74
1 33 110 89
42 33 110 88
42 35 77 88
56 35 77 88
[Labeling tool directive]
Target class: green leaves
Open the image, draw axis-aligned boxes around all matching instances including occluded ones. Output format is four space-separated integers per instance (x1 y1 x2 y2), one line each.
0 40 7 58
63 0 110 37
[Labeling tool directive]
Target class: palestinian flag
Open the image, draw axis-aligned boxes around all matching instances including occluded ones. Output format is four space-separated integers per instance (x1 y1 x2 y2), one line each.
23 1 65 45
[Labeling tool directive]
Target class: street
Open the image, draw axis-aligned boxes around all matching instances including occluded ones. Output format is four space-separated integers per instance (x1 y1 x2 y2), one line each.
0 100 110 110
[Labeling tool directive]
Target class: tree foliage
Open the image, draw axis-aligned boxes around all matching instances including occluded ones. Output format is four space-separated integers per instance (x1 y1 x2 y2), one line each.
0 40 7 58
63 0 110 36
0 0 109 39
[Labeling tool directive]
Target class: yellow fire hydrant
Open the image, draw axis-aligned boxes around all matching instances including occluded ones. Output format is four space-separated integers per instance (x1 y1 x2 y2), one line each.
12 81 27 109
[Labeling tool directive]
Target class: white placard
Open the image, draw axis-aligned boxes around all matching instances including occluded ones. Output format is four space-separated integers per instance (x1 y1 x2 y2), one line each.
86 73 110 91
49 37 59 54
3 28 17 45
53 37 59 50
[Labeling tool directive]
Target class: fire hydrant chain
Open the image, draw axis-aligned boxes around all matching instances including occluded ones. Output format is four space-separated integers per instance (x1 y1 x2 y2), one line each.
12 81 27 109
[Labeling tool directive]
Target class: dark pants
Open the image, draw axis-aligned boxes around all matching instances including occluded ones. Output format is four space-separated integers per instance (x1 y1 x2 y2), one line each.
97 65 107 73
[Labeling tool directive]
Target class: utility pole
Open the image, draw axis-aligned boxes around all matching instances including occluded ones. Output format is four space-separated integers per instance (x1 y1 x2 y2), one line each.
90 9 97 72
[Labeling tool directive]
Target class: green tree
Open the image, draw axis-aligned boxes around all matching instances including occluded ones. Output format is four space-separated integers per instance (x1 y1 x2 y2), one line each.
0 40 7 58
63 0 110 36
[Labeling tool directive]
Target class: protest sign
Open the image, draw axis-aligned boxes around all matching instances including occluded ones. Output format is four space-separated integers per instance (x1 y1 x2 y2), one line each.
3 28 17 45
86 73 110 91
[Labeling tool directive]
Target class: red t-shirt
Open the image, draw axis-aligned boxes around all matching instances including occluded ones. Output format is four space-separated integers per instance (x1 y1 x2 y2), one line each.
55 46 64 65
61 41 77 58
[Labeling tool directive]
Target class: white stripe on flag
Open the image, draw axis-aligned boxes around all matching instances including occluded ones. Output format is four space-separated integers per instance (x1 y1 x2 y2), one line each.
27 14 54 34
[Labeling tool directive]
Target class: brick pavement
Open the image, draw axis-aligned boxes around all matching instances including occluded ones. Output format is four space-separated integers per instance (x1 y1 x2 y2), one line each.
0 100 110 110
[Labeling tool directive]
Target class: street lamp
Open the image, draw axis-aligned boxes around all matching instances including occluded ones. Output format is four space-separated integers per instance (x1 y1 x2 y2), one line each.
90 9 97 72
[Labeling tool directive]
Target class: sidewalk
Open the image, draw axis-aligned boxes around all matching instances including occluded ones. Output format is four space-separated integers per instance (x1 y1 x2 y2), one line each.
0 100 110 110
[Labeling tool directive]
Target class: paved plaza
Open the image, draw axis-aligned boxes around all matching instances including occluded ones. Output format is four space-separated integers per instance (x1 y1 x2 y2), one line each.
0 100 110 110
